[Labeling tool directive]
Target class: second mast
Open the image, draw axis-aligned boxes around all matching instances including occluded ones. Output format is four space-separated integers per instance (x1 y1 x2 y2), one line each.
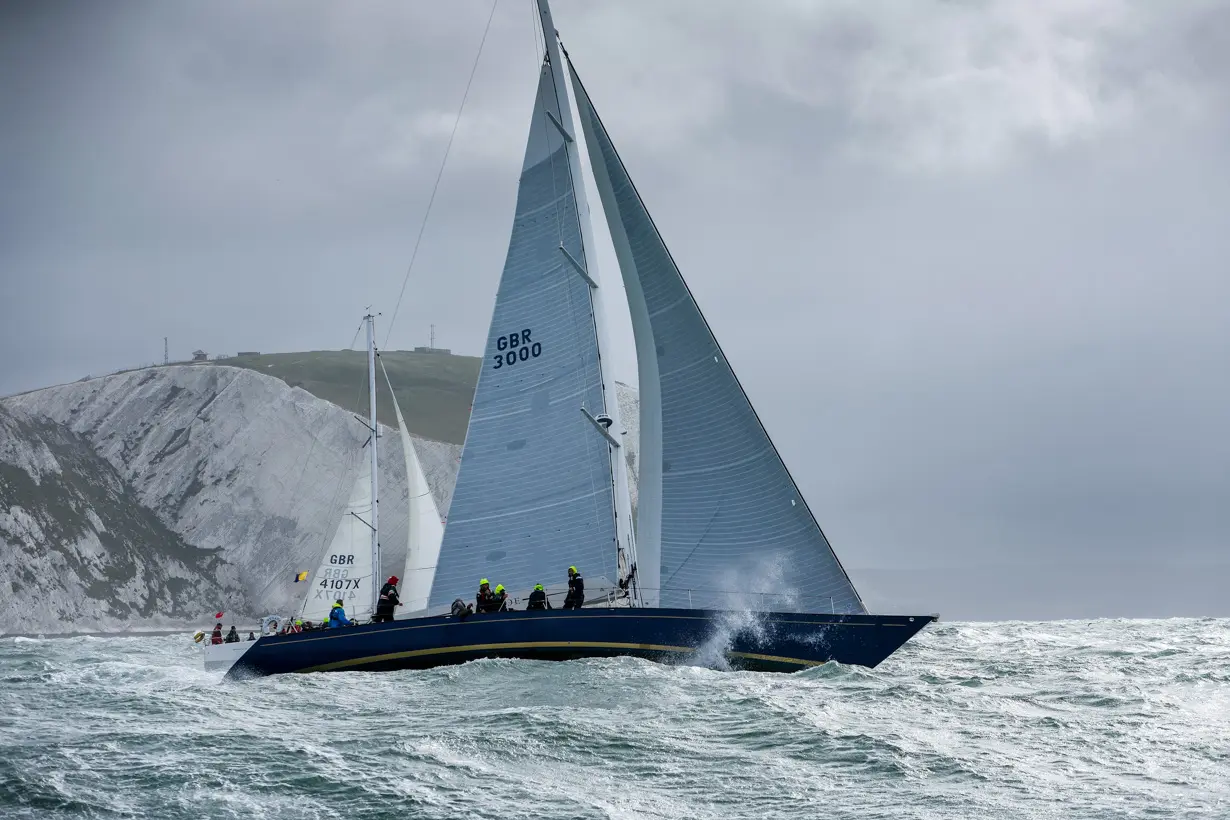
365 312 380 611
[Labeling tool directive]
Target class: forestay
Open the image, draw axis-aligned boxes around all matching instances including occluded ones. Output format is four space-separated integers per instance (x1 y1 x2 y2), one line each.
569 62 867 614
300 467 377 622
427 60 620 611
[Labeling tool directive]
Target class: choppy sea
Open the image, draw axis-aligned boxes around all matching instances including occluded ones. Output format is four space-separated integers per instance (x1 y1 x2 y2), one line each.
1 619 1226 819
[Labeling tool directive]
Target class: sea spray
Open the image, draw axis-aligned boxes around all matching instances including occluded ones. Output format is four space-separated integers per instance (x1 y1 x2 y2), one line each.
690 607 773 670
708 551 800 611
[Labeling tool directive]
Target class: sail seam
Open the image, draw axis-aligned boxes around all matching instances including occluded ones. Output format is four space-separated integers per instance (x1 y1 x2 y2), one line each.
647 294 692 319
469 383 597 423
657 449 772 478
447 486 611 525
656 354 720 381
515 184 574 217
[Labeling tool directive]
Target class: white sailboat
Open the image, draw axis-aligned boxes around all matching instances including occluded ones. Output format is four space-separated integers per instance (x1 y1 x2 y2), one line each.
298 314 384 625
203 313 444 670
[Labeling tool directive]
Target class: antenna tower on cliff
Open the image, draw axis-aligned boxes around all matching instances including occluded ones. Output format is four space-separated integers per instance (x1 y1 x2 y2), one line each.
164 337 169 365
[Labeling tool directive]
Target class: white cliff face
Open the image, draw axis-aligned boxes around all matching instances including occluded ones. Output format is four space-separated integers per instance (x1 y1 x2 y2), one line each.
0 404 241 634
3 364 640 632
6 366 462 624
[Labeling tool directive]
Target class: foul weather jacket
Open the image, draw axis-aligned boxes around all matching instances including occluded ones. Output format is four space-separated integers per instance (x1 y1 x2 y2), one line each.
563 574 585 609
376 582 400 616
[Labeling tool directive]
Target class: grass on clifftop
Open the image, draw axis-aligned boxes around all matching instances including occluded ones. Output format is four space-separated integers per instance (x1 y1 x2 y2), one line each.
208 350 479 445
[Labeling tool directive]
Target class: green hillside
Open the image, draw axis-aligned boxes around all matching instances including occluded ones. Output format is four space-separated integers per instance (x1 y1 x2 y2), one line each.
209 350 479 444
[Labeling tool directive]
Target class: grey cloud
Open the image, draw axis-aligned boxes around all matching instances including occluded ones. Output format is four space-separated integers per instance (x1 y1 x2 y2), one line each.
1 0 1227 617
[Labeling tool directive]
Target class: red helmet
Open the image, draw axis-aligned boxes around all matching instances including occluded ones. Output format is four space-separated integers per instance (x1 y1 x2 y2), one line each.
388 575 399 584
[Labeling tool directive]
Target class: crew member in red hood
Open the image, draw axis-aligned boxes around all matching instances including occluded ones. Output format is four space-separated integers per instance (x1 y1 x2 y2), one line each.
374 575 401 623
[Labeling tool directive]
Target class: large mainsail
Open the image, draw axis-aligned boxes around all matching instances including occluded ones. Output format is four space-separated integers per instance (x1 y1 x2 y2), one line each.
427 59 623 610
569 62 867 614
300 467 377 622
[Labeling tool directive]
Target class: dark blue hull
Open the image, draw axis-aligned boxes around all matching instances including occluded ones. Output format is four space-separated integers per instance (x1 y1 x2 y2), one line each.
226 608 936 678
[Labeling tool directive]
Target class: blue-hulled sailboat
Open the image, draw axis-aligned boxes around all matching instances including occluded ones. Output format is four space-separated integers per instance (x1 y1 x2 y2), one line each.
222 0 936 679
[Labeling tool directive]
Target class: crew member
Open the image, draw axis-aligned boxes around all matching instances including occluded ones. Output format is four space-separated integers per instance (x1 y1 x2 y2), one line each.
246 631 256 641
563 566 585 610
328 599 354 628
224 625 240 643
374 575 401 623
451 598 474 619
492 584 509 612
210 623 223 645
526 583 552 611
476 579 495 612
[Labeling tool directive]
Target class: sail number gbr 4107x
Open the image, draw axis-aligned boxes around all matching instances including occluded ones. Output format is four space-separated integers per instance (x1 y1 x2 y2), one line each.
492 329 542 369
318 554 363 594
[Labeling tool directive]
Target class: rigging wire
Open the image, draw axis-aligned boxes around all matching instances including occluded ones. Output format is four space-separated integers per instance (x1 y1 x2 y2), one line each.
383 0 500 349
528 0 544 64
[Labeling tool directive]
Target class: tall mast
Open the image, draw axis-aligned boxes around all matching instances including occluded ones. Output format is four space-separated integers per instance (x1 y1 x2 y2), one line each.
365 312 380 610
535 0 641 605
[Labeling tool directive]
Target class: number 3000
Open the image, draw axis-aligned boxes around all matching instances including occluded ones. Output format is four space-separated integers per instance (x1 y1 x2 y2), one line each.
494 343 541 368
493 329 542 369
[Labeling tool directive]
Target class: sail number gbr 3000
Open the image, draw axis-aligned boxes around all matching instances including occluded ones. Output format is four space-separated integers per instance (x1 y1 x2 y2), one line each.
492 329 541 369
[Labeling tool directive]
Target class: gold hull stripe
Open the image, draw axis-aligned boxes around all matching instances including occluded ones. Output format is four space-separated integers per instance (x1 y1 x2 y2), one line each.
295 641 823 673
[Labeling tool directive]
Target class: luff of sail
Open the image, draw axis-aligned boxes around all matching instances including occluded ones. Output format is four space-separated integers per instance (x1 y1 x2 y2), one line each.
427 59 621 611
383 364 444 613
536 0 638 599
568 61 867 614
300 466 378 623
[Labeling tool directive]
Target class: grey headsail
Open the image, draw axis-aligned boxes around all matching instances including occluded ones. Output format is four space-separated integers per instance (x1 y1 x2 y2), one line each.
427 59 620 611
569 61 867 614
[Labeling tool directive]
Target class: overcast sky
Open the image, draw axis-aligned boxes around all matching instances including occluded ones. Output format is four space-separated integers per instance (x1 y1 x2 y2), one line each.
2 0 1227 613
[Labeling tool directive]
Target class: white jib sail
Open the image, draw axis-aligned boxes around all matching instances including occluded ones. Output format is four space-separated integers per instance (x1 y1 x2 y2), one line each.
386 366 444 614
300 466 377 623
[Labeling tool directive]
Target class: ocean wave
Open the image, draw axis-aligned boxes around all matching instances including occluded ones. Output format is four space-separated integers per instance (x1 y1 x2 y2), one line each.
1 619 1227 819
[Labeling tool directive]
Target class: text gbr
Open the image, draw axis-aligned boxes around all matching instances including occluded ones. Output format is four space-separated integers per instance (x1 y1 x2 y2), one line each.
492 329 542 369
315 553 363 596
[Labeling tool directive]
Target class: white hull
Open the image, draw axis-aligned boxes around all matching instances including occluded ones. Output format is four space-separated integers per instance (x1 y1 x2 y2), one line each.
202 640 256 672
